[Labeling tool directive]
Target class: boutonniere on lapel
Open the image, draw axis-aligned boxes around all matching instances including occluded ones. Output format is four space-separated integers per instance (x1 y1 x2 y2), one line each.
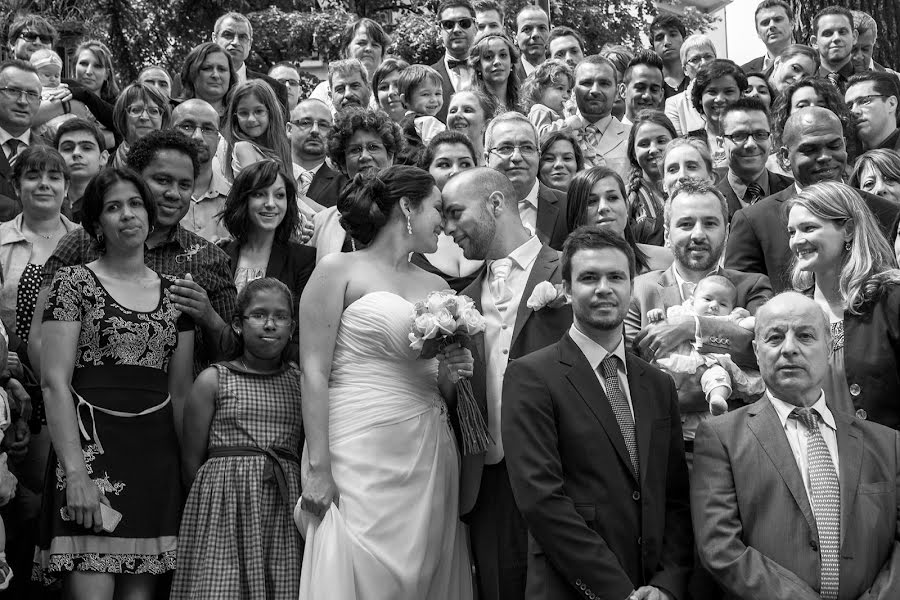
526 281 569 311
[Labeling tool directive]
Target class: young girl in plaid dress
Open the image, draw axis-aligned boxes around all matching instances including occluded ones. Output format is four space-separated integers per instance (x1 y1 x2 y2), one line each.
172 278 303 599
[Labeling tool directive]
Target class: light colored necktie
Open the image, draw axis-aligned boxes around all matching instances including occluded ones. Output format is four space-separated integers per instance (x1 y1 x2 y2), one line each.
600 355 639 478
6 139 22 169
489 258 512 305
681 281 696 301
297 169 314 196
791 407 840 600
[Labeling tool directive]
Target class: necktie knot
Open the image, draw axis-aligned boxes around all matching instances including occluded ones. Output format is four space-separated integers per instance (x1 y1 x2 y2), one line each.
600 354 620 379
297 169 314 195
489 257 512 303
791 407 821 433
745 182 765 203
5 139 22 168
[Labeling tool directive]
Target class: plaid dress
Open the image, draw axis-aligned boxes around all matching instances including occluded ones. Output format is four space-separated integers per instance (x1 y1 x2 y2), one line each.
171 362 303 599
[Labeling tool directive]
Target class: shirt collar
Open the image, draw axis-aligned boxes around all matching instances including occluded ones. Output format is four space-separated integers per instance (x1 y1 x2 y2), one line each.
672 263 721 294
727 169 769 200
192 168 231 203
0 127 31 148
568 323 629 374
769 390 836 432
0 213 78 245
235 63 247 83
520 180 540 210
504 234 542 271
582 113 613 131
521 57 539 76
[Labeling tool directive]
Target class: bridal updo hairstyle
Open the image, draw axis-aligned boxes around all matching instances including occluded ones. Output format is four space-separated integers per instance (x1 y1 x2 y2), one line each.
338 165 436 246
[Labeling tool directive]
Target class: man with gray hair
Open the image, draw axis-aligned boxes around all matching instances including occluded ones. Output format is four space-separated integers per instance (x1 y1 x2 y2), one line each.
664 34 717 136
212 11 288 108
692 291 900 600
484 111 569 250
443 166 572 600
328 59 372 113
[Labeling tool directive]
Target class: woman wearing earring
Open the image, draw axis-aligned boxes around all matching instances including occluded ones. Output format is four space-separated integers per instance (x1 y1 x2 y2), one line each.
787 181 900 429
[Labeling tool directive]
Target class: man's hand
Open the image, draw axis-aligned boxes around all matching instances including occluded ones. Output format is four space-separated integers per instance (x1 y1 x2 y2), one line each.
0 454 16 506
294 213 315 245
630 586 673 600
5 352 23 379
2 418 30 460
168 273 213 327
6 378 31 422
633 316 695 361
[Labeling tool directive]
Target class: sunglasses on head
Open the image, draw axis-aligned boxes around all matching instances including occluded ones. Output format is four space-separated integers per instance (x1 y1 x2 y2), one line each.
20 31 52 44
441 18 474 31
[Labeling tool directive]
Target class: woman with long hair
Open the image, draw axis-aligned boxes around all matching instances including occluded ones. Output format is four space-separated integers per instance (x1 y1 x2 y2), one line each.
624 110 677 246
768 44 819 94
223 80 291 180
179 42 239 123
787 181 900 428
567 166 673 274
468 33 520 113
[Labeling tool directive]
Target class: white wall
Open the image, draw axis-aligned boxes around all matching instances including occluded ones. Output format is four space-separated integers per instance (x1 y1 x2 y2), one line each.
705 0 768 66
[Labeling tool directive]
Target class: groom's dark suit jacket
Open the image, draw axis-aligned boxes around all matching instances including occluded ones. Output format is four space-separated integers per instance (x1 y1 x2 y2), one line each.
503 334 694 600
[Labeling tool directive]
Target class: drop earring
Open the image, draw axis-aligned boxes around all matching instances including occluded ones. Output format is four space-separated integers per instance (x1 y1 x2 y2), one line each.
406 214 413 235
845 240 852 251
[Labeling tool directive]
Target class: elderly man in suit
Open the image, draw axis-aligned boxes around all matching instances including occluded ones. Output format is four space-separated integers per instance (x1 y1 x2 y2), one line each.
715 97 793 221
0 59 48 221
289 99 346 209
572 56 630 179
443 167 572 600
626 180 772 453
485 112 569 250
431 0 477 124
504 226 693 600
212 12 288 109
725 106 900 292
692 291 900 600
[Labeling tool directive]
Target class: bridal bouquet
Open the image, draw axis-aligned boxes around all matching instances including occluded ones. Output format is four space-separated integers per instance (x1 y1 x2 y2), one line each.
409 290 492 455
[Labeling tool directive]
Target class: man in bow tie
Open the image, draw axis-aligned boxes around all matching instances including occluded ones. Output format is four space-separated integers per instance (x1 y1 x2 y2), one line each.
692 292 900 600
431 0 477 123
443 167 572 600
572 56 631 179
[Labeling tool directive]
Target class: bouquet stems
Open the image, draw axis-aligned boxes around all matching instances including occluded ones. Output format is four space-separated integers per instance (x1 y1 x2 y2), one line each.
455 377 492 455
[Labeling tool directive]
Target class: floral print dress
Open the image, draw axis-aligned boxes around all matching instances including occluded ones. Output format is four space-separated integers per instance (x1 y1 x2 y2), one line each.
33 265 192 584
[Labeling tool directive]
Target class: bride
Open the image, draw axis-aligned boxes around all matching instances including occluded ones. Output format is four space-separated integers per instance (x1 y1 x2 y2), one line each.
297 164 474 599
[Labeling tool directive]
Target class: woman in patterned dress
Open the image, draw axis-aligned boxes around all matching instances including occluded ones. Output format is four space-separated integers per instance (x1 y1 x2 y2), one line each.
35 167 194 599
173 278 302 599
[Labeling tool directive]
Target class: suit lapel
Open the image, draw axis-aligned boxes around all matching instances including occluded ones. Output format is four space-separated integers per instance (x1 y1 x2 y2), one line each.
747 400 818 536
593 119 627 155
655 265 683 310
511 245 558 347
627 355 653 485
720 180 742 218
535 184 559 244
462 272 487 392
561 335 638 482
834 412 862 555
265 242 287 280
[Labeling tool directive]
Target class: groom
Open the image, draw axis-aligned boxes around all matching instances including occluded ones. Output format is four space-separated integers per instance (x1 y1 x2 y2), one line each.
443 167 573 600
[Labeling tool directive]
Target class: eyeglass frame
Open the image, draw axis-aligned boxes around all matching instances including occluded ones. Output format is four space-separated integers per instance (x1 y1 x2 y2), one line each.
18 31 52 44
289 118 333 132
175 122 220 138
126 104 163 118
440 18 475 31
0 86 41 103
846 94 886 110
488 143 539 159
720 130 771 144
346 141 387 157
241 313 293 326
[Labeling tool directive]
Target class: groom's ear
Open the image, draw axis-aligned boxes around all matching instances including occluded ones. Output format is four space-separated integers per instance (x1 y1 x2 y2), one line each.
488 191 504 216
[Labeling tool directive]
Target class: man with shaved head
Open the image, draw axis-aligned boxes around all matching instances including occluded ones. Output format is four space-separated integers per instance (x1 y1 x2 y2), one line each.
726 106 900 291
289 98 345 208
170 99 231 243
443 166 572 600
692 291 900 599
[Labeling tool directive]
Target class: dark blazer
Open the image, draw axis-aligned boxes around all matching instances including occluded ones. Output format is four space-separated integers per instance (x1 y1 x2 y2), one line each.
536 182 570 251
305 162 348 208
459 243 573 514
741 56 766 73
515 59 529 87
504 334 693 600
725 186 900 292
430 56 455 124
220 239 316 360
692 397 900 600
0 129 49 221
716 169 794 221
247 69 289 113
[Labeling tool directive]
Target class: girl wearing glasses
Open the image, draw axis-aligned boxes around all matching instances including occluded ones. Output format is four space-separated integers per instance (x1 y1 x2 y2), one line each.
110 84 172 169
174 278 303 599
224 80 291 181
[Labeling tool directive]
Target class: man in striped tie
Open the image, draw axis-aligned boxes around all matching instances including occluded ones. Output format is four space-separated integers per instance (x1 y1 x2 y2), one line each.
692 291 900 600
0 59 46 220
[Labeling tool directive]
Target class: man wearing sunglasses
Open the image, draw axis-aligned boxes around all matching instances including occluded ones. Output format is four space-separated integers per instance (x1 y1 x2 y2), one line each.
715 97 793 221
6 15 56 62
0 60 49 221
431 0 477 123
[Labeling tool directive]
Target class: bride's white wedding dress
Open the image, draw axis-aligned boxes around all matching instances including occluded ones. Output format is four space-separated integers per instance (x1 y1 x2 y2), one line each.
297 291 473 600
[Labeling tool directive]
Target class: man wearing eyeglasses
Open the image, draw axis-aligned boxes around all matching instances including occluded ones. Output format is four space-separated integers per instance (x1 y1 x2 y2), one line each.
6 15 56 61
171 99 232 243
288 99 346 210
0 59 48 221
212 12 288 110
846 72 900 153
715 97 793 221
485 112 568 251
431 0 477 123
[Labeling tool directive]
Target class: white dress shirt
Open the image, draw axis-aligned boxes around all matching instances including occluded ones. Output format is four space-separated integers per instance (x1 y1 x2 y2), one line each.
568 325 634 420
0 127 31 163
482 234 542 464
518 180 539 237
444 54 472 92
235 63 247 84
769 391 840 508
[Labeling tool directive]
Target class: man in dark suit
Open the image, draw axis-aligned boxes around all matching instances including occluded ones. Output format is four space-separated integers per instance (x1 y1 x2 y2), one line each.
514 5 549 83
431 0 477 124
443 167 573 600
289 99 346 209
726 106 900 292
0 59 49 221
485 112 569 250
846 72 900 152
811 6 857 93
715 97 793 221
504 226 693 600
850 10 899 76
212 12 288 110
692 291 900 600
741 0 793 74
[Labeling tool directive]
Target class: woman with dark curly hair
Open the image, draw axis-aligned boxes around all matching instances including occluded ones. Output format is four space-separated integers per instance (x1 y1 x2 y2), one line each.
297 164 474 599
468 32 520 113
178 42 239 124
744 71 775 111
309 107 405 261
688 59 747 170
624 110 676 245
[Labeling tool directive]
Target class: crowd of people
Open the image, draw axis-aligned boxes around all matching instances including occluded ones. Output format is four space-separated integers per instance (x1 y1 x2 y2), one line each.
0 0 897 598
